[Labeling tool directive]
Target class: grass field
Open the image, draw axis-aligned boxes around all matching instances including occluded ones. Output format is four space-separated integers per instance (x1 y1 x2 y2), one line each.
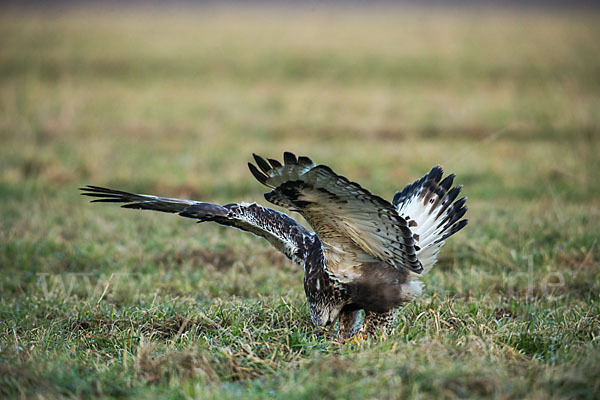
1 5 599 399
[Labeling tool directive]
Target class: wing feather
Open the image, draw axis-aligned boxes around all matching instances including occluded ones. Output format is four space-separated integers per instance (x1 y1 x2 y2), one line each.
80 185 314 266
248 152 423 279
393 166 468 273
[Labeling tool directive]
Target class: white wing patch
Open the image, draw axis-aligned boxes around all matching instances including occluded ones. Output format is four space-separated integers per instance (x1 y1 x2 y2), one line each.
393 166 468 273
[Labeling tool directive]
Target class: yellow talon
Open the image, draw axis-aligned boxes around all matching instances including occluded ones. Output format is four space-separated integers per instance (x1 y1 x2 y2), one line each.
345 333 367 344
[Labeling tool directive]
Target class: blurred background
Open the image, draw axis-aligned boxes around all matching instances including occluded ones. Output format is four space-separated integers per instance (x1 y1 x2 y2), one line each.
1 1 598 203
1 2 599 397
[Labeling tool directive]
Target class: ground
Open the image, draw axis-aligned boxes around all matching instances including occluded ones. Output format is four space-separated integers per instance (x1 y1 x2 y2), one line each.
0 5 599 399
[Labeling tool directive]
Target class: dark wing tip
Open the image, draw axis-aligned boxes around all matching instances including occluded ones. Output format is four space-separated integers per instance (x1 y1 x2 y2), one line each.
89 198 124 203
84 185 112 190
248 162 268 185
253 154 272 174
79 185 106 193
283 152 297 165
430 165 443 175
80 185 121 201
297 155 313 167
453 196 467 210
267 158 282 168
439 174 456 191
440 218 468 242
80 192 119 199
428 165 444 183
120 203 143 209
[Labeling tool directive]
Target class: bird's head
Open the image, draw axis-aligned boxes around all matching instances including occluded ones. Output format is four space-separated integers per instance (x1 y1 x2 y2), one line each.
304 257 347 327
307 300 343 327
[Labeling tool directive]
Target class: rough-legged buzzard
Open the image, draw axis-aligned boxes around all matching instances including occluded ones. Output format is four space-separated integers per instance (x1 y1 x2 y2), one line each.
81 152 467 338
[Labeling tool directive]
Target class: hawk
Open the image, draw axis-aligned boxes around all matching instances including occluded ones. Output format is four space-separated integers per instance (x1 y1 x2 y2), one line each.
81 152 467 338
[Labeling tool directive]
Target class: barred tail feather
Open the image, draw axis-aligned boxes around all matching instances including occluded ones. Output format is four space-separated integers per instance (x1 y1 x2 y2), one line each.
393 166 468 273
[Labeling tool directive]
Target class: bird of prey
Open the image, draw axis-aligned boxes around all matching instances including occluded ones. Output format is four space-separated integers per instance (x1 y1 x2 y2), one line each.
81 152 467 339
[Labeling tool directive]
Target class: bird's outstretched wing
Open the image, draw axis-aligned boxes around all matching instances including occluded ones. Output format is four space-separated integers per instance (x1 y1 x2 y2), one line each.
393 166 468 273
79 186 314 266
248 152 422 280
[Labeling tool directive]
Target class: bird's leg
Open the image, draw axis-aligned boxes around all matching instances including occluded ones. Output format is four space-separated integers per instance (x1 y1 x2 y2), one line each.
337 308 361 339
354 310 395 339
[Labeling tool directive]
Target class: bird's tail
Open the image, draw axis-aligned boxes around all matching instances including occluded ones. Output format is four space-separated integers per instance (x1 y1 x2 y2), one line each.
392 166 468 274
